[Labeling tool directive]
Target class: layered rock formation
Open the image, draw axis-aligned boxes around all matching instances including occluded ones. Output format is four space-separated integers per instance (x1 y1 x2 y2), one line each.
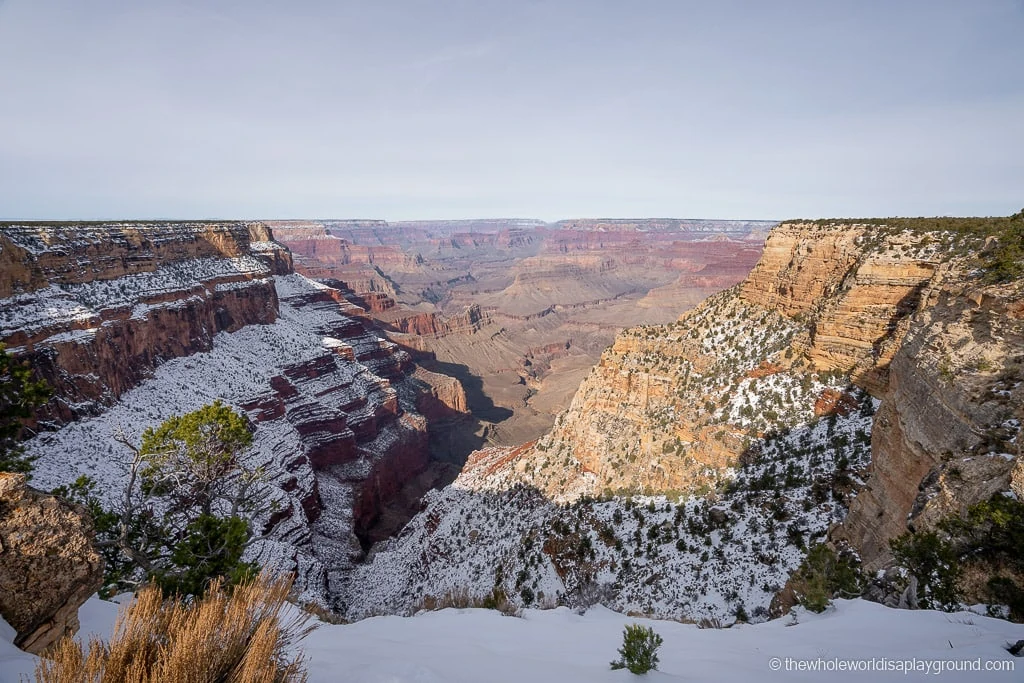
834 276 1024 570
2 222 468 608
342 215 1021 622
0 222 283 423
0 472 104 654
742 224 942 393
460 290 809 501
454 219 1022 570
273 218 766 447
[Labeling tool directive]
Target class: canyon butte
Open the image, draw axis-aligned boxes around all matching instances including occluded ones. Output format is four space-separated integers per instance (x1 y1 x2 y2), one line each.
1 213 1022 643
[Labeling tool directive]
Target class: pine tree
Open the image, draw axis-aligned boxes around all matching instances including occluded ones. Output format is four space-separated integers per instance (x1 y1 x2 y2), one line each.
610 623 663 674
65 401 269 595
0 344 50 475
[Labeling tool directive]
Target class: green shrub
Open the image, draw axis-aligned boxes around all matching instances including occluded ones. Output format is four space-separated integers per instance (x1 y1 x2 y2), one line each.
890 495 1024 617
943 494 1024 569
610 623 663 674
987 577 1024 622
890 530 961 611
0 344 50 475
55 401 268 597
790 543 864 612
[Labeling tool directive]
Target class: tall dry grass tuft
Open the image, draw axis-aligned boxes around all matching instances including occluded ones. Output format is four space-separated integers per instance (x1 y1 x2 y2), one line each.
35 573 315 683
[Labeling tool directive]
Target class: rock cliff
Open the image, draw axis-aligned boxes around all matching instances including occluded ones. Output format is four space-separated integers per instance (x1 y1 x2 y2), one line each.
0 472 104 654
834 276 1024 570
2 223 467 608
454 217 1022 575
741 223 942 393
0 222 284 423
342 215 1021 622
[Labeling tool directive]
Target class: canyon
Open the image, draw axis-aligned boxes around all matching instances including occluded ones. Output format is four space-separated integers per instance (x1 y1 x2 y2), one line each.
339 215 1023 621
271 218 768 448
3 214 1021 628
1 222 469 613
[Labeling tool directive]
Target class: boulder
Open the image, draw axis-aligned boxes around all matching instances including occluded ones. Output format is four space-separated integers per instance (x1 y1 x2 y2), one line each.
0 472 104 654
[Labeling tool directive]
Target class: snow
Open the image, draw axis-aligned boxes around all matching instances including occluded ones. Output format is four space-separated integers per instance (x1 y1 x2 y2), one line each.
0 256 270 337
342 367 877 622
0 617 36 681
2 598 1020 682
21 272 416 606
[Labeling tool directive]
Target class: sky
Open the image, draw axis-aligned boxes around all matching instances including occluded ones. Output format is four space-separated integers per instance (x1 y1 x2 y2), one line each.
0 0 1021 221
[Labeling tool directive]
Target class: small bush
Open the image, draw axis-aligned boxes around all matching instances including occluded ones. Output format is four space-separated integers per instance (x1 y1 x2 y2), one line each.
610 623 663 674
34 573 313 682
790 543 864 613
890 530 961 611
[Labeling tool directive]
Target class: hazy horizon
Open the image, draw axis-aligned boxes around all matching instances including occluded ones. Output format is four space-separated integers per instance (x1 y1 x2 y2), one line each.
1 0 1021 221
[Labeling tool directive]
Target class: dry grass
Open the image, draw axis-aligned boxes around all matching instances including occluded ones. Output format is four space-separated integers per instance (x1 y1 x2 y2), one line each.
413 587 523 617
35 573 315 683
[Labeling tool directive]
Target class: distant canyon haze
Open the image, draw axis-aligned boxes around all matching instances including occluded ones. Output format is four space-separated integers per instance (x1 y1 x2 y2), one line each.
270 218 771 452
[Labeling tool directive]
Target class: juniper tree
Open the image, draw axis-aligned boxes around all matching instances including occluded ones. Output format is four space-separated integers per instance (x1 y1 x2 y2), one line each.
62 401 272 596
0 344 50 475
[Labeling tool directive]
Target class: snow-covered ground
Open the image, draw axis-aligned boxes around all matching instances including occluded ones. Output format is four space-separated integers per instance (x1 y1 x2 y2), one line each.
2 597 1021 682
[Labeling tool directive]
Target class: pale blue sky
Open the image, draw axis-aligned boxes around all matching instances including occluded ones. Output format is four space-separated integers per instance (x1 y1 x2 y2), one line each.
0 0 1021 221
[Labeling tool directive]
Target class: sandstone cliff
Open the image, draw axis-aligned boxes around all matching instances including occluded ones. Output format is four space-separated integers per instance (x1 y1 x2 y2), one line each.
459 218 1022 571
834 276 1024 570
0 472 104 654
741 223 942 393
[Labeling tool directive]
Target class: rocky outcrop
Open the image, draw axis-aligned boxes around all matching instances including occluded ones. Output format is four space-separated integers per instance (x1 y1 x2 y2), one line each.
0 472 104 654
273 225 424 273
834 277 1023 570
740 223 942 393
0 222 256 297
248 223 294 275
378 305 487 340
0 222 284 423
411 367 468 419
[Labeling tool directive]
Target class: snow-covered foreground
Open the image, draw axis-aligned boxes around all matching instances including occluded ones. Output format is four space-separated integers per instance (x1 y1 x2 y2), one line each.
3 598 1021 682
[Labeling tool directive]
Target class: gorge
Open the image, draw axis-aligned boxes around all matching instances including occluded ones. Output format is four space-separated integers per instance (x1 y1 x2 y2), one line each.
2 213 1022 630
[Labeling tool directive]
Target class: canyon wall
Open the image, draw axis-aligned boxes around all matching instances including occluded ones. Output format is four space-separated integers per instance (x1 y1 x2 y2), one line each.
2 222 468 608
461 219 1022 580
834 277 1024 570
0 222 281 422
734 220 1024 569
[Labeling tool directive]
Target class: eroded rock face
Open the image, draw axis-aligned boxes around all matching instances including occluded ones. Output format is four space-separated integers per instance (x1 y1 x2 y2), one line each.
0 222 286 423
459 220 1021 548
249 223 295 275
741 223 942 393
834 278 1024 570
2 223 468 608
454 290 806 501
0 472 104 654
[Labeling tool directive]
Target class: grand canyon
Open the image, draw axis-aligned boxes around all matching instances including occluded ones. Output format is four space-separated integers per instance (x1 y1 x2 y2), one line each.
2 214 1022 633
1 3 1022 680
